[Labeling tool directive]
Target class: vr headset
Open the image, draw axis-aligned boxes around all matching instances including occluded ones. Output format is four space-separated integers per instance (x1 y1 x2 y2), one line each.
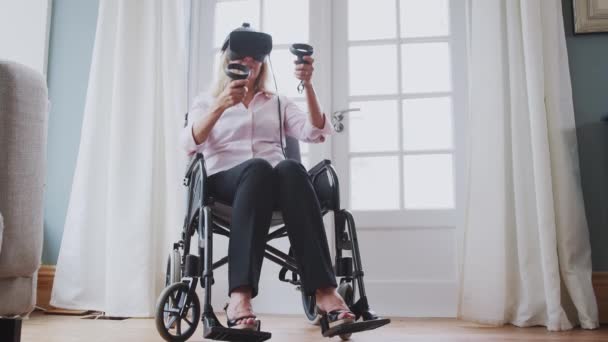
221 23 273 62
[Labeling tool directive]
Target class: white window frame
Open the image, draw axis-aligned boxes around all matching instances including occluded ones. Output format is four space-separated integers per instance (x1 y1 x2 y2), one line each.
330 0 468 230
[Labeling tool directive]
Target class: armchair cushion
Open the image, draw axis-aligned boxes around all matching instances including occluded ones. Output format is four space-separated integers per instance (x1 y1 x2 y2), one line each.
0 276 36 318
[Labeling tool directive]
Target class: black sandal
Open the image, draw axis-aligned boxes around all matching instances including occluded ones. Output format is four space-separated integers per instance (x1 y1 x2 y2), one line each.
223 303 261 331
317 307 356 329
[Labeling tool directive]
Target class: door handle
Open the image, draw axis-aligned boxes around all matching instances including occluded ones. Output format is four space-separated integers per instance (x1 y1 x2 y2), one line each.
331 108 360 132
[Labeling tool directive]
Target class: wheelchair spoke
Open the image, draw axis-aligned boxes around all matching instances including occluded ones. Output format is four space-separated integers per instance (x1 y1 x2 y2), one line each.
165 315 178 330
169 292 177 305
178 293 187 306
157 281 201 340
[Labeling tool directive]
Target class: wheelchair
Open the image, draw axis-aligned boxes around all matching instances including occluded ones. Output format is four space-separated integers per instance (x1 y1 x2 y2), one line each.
154 137 390 342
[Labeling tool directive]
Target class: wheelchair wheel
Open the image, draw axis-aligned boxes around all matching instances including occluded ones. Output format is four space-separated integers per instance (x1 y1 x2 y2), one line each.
337 282 354 341
301 291 322 325
165 249 182 287
155 282 200 342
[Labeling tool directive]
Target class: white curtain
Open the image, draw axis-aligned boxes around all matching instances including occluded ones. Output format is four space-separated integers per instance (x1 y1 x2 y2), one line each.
458 0 598 330
51 0 188 317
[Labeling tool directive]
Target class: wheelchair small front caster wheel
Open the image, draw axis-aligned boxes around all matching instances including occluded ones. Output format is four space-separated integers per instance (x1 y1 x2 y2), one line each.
155 282 200 342
337 282 354 340
165 249 182 287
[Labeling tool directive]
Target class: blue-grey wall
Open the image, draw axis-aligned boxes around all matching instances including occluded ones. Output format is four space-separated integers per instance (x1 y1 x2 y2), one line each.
562 0 608 270
43 0 99 264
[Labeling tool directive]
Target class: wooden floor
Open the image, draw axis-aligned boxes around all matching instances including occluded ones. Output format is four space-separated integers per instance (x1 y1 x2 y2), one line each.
21 310 608 342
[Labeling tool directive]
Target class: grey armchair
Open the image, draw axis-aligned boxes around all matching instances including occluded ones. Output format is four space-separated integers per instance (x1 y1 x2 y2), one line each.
0 60 49 342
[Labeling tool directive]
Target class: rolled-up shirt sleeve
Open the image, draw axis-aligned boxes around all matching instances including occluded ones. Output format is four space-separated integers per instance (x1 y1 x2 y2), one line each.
283 96 335 143
180 93 212 155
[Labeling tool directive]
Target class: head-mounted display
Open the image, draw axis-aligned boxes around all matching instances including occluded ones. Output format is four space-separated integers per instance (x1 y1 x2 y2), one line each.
221 23 273 62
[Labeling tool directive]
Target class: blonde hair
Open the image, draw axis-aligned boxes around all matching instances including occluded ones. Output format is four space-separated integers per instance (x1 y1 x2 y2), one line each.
211 51 273 98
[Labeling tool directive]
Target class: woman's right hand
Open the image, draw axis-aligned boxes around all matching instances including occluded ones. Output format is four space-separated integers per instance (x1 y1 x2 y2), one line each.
216 79 248 111
191 79 249 146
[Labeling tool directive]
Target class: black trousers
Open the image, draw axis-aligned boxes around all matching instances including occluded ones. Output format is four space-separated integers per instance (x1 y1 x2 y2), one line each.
208 158 337 298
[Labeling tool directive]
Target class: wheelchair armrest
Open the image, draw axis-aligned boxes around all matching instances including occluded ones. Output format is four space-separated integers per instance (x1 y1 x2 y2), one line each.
308 159 332 179
308 159 340 211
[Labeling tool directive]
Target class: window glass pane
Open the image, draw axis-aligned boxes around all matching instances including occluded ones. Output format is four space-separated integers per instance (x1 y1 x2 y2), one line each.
401 42 451 93
268 48 301 98
348 0 397 40
400 0 449 38
263 0 309 45
214 1 260 48
349 45 398 96
403 154 454 209
351 156 400 210
299 141 309 154
212 50 222 84
349 100 399 152
305 153 323 171
300 155 310 170
403 97 453 151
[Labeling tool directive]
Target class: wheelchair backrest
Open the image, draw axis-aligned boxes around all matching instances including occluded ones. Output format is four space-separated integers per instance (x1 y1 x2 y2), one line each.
284 136 301 163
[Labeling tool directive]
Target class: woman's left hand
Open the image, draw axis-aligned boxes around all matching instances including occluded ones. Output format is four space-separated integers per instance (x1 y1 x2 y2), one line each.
294 55 314 85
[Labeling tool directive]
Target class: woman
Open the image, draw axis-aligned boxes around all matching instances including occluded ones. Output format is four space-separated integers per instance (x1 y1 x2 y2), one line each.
181 24 355 331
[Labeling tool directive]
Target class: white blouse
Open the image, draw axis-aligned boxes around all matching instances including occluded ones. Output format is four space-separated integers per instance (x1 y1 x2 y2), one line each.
181 91 334 176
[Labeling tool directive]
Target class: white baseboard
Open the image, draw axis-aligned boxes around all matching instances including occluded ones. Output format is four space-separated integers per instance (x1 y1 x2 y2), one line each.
199 261 458 317
40 263 458 317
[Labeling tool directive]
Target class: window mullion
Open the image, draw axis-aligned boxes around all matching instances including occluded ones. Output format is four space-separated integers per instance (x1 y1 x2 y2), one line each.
395 0 405 211
259 0 264 30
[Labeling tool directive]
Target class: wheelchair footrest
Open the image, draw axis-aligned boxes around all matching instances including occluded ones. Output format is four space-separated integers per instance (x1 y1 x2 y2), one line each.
321 318 391 338
203 325 271 341
202 310 272 342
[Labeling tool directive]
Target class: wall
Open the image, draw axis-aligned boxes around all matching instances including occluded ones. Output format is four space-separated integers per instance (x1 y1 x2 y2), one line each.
562 0 608 270
43 0 99 264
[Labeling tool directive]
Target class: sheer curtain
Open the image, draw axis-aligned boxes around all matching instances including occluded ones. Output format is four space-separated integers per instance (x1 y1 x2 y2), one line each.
51 0 188 317
458 0 598 330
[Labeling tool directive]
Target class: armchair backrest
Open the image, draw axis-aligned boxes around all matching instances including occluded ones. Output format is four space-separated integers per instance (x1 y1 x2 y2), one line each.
0 61 48 316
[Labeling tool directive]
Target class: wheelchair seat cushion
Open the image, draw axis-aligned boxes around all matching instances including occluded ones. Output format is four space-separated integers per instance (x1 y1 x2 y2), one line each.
210 201 286 229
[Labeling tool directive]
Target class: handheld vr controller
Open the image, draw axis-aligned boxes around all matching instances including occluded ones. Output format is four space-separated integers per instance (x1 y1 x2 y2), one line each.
290 43 313 64
225 63 250 80
290 43 314 93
